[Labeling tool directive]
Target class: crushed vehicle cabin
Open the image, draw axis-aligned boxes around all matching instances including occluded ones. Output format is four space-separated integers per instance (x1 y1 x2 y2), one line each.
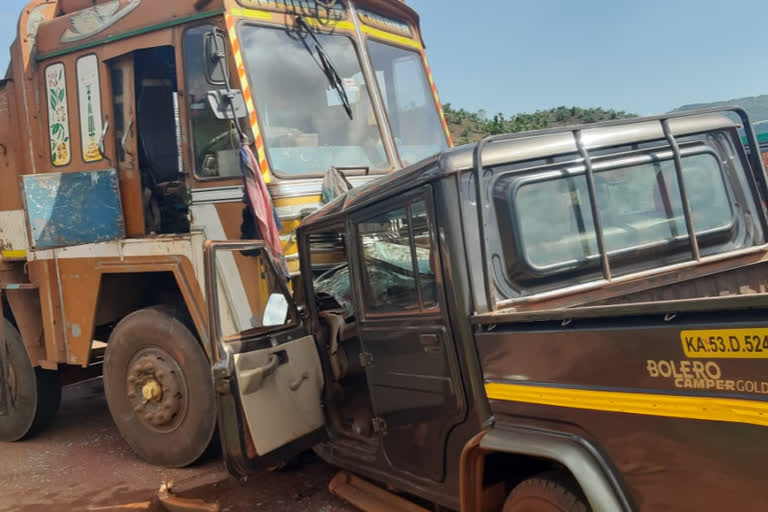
204 107 768 511
0 0 451 467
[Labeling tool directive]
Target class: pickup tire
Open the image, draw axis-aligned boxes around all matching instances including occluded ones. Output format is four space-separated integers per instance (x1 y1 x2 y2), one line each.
504 473 590 512
0 319 61 441
103 307 216 467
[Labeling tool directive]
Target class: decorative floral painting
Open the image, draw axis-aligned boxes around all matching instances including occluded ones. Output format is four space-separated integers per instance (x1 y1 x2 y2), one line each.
77 55 103 163
46 63 71 166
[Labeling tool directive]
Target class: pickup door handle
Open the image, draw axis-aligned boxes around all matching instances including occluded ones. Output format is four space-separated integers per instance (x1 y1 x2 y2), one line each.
419 334 441 352
239 354 281 394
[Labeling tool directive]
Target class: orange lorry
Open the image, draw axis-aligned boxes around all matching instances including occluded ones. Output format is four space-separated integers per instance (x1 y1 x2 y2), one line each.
0 0 451 467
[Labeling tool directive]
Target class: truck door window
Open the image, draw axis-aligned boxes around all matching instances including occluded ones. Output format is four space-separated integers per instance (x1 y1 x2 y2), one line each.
215 248 297 340
357 199 438 315
183 25 242 179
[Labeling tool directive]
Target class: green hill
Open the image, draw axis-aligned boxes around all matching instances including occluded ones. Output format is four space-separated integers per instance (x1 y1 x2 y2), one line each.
445 95 768 146
444 104 636 145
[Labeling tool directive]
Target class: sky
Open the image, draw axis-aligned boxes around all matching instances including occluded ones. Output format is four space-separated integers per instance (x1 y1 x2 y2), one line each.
2 0 767 116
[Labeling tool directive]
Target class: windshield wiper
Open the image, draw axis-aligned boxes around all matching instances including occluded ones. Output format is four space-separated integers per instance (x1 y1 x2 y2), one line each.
295 16 353 120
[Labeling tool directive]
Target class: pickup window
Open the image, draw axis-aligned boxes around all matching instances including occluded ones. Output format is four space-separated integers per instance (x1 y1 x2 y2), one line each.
356 198 438 315
496 136 761 291
516 151 733 270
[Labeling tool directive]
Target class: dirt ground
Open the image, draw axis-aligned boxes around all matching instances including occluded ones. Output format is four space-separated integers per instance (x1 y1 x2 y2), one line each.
0 378 356 512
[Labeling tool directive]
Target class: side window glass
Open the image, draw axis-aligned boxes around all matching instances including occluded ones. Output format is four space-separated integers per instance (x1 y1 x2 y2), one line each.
410 201 438 308
214 247 296 340
596 153 732 256
358 199 438 315
682 153 733 232
516 174 598 269
513 151 736 278
183 25 241 179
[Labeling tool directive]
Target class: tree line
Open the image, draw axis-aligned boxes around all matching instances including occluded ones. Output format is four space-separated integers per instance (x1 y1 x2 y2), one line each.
443 104 637 145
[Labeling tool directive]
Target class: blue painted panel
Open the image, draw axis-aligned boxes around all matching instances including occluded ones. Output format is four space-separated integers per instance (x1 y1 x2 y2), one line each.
23 170 125 250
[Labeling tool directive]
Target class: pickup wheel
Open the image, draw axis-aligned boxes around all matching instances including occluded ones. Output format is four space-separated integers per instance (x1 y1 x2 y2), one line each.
0 319 61 441
104 307 216 467
504 473 590 512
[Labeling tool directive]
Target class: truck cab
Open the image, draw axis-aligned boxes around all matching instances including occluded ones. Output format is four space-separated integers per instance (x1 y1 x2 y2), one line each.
0 0 453 468
206 107 768 511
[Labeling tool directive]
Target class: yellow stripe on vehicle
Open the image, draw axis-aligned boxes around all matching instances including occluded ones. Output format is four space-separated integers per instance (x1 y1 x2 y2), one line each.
304 18 356 32
230 7 354 31
225 13 272 183
421 50 453 147
229 7 273 21
273 195 323 207
360 25 421 50
485 382 768 428
1 250 27 260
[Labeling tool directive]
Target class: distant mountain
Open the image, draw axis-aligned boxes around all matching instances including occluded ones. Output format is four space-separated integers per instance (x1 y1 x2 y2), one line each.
674 95 768 135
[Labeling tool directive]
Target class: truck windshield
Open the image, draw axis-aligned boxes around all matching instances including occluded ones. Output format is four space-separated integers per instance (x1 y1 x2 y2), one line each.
240 25 388 177
367 41 449 165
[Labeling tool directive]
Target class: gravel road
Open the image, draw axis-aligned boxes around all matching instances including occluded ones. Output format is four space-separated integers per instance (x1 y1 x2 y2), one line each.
0 378 355 512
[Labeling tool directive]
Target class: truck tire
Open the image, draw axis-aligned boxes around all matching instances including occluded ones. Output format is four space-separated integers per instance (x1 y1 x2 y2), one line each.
504 473 590 512
0 319 61 441
103 307 216 467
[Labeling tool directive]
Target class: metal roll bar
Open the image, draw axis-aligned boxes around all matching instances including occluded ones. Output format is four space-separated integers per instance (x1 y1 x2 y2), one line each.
472 106 768 312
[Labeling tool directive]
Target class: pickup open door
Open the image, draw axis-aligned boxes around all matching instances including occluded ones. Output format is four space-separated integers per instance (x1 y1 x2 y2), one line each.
204 241 326 476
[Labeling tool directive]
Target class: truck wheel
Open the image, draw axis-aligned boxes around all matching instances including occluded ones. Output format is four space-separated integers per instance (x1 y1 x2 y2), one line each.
104 307 216 467
504 473 590 512
0 319 61 441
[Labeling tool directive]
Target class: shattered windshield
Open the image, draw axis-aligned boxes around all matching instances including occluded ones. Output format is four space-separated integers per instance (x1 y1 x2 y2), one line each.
240 24 388 177
368 41 449 166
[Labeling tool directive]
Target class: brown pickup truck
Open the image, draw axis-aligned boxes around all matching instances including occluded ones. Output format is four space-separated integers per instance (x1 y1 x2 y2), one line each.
198 106 768 511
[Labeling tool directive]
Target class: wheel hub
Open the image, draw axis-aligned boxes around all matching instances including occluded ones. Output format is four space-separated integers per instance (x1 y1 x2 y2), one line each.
141 379 163 402
126 347 188 433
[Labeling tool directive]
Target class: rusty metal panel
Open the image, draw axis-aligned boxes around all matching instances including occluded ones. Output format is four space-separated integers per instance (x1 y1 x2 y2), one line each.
22 170 125 250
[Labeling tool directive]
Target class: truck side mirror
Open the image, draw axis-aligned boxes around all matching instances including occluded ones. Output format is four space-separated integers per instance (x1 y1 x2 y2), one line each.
205 31 229 85
207 89 248 120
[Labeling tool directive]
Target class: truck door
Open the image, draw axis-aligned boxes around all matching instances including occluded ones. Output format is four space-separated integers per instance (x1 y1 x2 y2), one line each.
204 241 326 476
350 188 465 482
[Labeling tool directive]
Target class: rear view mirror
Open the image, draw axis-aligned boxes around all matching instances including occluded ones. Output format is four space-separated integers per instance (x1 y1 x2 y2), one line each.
205 31 228 85
262 293 289 327
207 89 248 120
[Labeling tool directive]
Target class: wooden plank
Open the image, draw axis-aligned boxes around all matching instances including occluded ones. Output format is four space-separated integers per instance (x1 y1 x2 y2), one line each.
328 472 429 512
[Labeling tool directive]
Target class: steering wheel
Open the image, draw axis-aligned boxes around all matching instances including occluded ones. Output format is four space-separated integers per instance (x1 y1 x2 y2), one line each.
197 126 240 177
